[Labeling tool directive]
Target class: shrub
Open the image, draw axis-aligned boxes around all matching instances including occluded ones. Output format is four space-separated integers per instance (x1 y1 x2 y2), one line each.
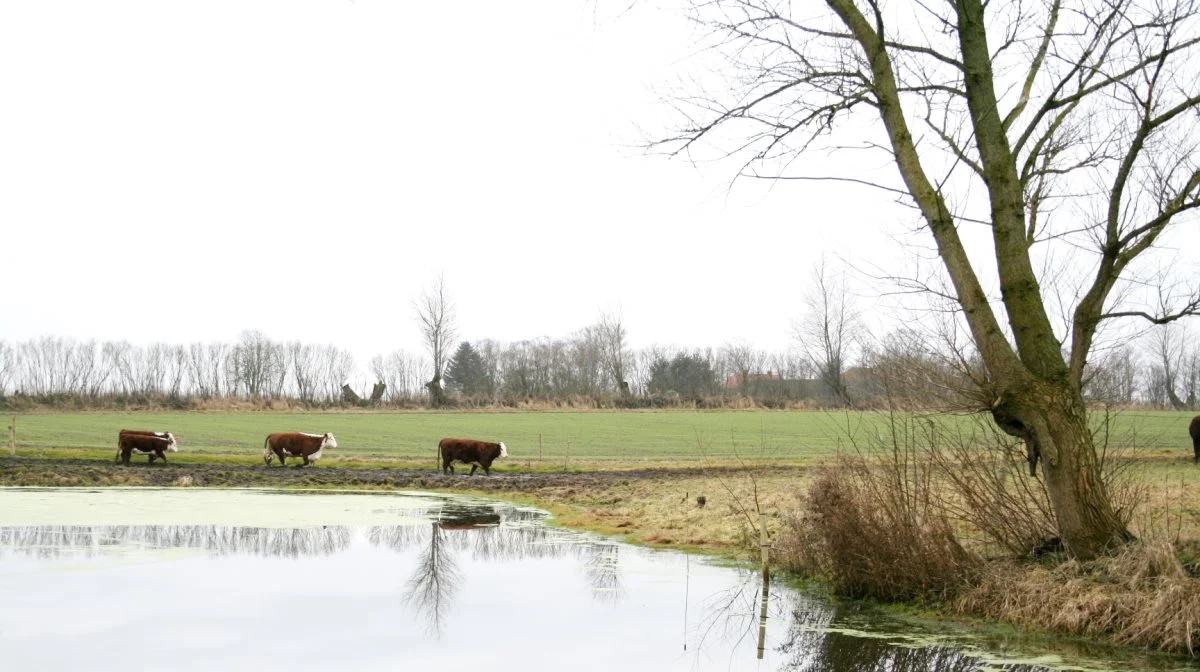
779 437 979 601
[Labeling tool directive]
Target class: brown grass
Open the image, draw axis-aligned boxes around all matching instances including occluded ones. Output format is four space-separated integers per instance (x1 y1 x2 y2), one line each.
495 468 809 557
955 541 1200 655
779 459 979 601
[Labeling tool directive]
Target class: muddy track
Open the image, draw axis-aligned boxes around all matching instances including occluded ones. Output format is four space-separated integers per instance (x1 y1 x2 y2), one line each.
0 457 785 492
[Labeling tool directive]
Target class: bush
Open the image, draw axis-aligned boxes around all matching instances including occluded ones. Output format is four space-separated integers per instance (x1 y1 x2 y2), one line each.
779 445 979 601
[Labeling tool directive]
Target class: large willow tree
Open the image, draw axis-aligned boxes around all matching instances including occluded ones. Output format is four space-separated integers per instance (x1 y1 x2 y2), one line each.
655 0 1200 558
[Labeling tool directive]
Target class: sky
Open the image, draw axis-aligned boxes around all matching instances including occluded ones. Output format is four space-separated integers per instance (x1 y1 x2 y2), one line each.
0 1 1009 363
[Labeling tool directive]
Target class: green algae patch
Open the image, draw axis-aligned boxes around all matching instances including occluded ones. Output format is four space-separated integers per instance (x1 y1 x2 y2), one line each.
0 487 443 527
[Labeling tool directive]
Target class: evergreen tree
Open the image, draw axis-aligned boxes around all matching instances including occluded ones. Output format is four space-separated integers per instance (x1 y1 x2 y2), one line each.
648 353 716 399
444 341 488 396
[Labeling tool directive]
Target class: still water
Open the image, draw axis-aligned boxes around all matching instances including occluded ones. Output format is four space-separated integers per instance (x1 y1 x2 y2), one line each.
0 488 1193 671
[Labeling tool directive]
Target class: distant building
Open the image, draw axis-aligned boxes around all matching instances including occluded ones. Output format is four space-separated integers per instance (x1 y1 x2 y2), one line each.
723 371 783 390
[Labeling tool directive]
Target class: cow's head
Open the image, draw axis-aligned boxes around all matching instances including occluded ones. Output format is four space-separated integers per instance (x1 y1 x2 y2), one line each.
322 432 338 450
498 442 508 458
165 432 179 452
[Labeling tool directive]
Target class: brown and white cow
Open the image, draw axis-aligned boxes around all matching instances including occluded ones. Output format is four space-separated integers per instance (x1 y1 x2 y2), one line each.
115 429 178 465
263 432 337 467
438 438 508 476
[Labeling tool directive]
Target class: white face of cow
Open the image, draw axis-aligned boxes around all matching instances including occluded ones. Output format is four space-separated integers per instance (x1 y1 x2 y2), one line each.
165 432 179 452
499 442 508 458
322 433 338 450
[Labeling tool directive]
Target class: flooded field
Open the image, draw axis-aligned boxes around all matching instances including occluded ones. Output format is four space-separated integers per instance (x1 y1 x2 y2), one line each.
0 488 1194 671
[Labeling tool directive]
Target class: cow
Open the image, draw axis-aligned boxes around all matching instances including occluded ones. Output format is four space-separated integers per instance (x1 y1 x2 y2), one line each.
115 430 178 465
438 438 508 476
1191 415 1200 464
263 432 337 467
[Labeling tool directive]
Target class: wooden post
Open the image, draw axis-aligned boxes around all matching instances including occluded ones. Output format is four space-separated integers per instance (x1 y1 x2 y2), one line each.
756 511 770 660
9 417 15 457
564 440 570 472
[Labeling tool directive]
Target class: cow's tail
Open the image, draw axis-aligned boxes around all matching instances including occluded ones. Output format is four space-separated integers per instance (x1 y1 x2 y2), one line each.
263 436 273 466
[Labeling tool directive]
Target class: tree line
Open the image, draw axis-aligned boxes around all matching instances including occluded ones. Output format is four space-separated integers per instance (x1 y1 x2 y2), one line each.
2 319 1197 409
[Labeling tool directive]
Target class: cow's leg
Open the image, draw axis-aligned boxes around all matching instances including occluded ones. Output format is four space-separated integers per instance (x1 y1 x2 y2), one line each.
158 450 167 463
469 464 478 476
121 449 131 466
301 456 311 467
148 454 156 464
1193 437 1199 464
482 464 491 476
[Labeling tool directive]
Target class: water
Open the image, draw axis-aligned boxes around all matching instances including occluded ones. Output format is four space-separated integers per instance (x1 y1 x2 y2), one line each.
0 488 1193 671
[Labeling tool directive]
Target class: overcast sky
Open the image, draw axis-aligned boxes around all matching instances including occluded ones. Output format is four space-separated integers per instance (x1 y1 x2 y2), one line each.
0 1 975 363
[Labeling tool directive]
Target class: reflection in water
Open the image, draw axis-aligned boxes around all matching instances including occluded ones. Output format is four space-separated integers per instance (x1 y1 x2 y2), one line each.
403 522 461 635
0 524 353 558
0 498 625 640
370 502 625 631
696 570 1068 672
757 565 769 659
0 492 1173 671
779 601 1061 672
781 624 1051 672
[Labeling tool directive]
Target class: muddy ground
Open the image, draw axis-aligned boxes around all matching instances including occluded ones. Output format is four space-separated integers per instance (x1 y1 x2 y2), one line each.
0 457 772 492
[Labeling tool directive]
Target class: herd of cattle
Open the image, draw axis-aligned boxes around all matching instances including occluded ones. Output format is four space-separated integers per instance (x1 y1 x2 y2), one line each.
114 430 509 475
103 415 1200 469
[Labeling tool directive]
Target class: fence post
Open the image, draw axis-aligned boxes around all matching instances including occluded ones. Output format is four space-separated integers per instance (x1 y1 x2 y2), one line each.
756 510 770 659
8 417 15 457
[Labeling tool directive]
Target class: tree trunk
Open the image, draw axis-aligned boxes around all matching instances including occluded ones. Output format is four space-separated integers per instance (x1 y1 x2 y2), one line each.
992 379 1132 559
426 376 447 407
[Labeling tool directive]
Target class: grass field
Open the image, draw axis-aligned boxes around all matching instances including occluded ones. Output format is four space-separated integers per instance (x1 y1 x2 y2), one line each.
3 408 1195 466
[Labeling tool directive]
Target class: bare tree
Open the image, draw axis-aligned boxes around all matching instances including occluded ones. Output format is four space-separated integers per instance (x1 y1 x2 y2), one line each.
793 260 863 407
721 340 768 397
0 341 14 395
316 345 356 402
473 338 503 399
141 343 169 395
1146 324 1197 409
651 0 1200 557
186 342 216 399
414 274 457 407
289 342 319 403
1084 345 1140 405
164 345 186 398
596 310 631 395
231 330 283 398
370 350 424 403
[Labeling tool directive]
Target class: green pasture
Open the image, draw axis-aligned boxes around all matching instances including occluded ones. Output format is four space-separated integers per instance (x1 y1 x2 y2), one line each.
2 409 1195 465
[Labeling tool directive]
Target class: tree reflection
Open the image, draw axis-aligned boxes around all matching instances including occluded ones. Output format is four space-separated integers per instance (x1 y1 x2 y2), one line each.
370 501 627 633
581 541 622 602
0 524 353 558
402 521 461 636
693 567 791 664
